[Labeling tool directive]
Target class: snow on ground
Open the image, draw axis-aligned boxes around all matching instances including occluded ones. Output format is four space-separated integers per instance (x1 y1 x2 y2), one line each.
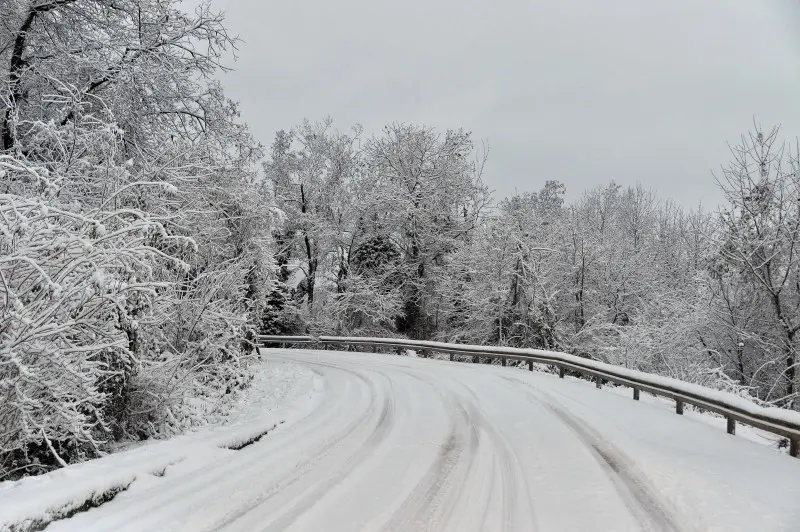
600 376 788 451
4 349 800 531
455 356 790 453
0 360 320 532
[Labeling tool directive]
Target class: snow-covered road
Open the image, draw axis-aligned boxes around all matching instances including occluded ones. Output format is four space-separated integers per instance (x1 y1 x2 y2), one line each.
38 349 800 531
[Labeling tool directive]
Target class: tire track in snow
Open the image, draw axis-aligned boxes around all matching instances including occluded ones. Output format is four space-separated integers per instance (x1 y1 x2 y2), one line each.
376 366 535 532
372 366 493 532
255 357 480 532
501 375 681 532
209 360 394 531
456 380 533 532
83 366 332 530
370 364 538 532
378 396 478 532
542 401 680 532
257 375 396 532
100 360 368 532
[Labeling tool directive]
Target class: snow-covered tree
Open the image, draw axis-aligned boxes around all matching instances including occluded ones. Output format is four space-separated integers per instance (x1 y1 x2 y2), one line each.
1 0 271 478
264 119 363 318
365 124 490 339
713 124 800 406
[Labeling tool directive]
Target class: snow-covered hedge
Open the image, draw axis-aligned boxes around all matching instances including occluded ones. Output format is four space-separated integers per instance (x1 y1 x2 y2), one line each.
0 158 189 476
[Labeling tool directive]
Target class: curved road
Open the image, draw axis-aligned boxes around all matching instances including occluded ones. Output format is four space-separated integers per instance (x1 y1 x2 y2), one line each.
50 349 800 531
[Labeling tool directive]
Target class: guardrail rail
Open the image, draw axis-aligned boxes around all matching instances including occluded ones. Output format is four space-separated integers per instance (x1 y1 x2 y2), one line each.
259 334 800 458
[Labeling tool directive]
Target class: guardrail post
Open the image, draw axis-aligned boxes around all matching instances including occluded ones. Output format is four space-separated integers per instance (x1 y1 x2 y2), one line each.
501 356 507 367
449 353 454 362
726 416 736 435
675 399 684 415
472 355 478 363
528 361 533 371
791 438 799 458
633 388 640 401
596 376 602 388
558 366 565 379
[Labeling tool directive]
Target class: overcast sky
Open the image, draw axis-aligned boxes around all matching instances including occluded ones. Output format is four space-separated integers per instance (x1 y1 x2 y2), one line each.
201 0 800 208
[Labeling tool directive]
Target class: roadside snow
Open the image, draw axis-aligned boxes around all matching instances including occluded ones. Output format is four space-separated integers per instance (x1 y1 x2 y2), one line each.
0 360 322 532
602 381 788 451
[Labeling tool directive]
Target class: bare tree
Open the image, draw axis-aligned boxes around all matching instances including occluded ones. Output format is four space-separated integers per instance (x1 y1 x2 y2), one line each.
715 123 800 406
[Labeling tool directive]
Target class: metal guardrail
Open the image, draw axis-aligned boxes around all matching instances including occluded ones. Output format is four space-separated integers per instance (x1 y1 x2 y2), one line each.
259 334 800 457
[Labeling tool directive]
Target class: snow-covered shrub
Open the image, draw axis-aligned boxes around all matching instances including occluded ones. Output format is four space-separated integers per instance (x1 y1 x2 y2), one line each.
123 263 253 438
0 158 184 477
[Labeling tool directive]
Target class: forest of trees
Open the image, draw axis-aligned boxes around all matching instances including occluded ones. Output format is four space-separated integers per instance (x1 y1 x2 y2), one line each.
1 0 799 479
264 119 800 413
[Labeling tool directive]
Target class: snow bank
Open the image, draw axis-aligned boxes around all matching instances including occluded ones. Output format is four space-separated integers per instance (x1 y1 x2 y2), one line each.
0 361 322 532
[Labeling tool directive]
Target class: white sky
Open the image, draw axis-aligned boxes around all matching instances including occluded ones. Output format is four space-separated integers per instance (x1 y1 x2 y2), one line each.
198 0 800 208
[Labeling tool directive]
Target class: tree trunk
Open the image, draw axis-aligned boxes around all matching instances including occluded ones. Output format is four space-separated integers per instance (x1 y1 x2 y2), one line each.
2 1 77 151
771 291 796 404
575 255 586 330
300 183 317 308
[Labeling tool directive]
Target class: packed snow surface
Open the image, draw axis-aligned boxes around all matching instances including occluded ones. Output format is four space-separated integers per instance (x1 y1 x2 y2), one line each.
3 349 800 531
